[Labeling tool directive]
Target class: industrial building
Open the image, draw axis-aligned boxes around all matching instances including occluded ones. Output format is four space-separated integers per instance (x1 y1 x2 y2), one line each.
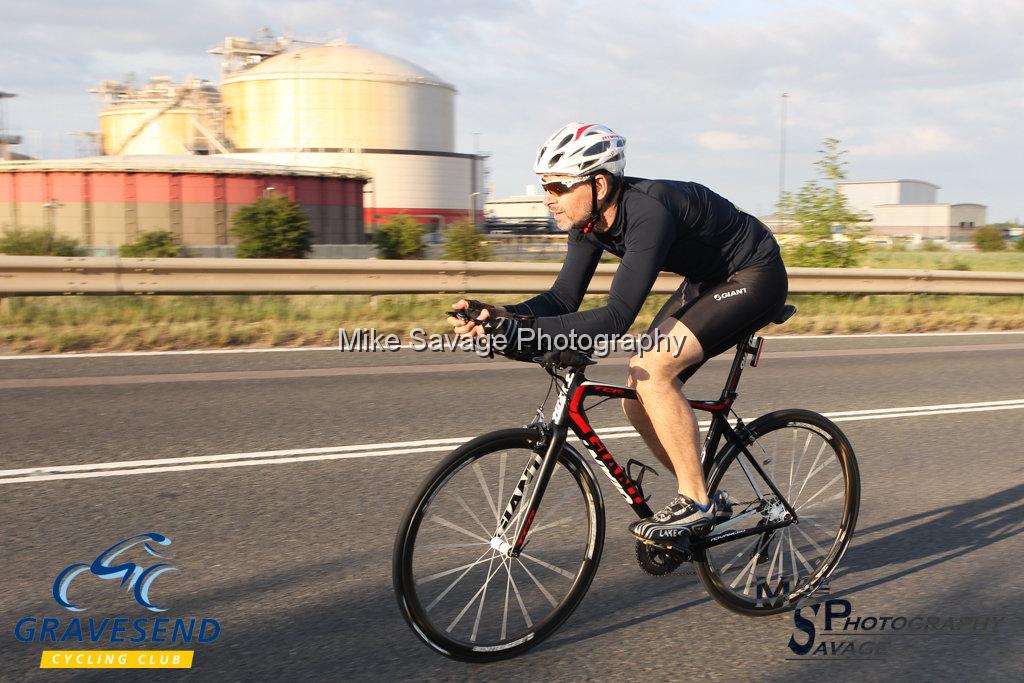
0 33 485 252
837 180 987 241
0 156 366 251
483 186 553 232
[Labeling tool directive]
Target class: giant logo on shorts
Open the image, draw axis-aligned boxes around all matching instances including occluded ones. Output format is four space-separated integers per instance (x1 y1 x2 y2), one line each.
714 287 747 301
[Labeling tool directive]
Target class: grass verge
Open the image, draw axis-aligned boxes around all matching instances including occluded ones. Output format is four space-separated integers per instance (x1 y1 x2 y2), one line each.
1 292 1022 353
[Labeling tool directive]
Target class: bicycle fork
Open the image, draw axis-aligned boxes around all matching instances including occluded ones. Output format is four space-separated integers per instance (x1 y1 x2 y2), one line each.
491 378 576 558
490 423 568 558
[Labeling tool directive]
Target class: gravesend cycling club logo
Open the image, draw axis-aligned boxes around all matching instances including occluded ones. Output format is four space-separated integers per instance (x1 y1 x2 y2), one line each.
786 598 1008 661
53 533 176 612
12 532 222 670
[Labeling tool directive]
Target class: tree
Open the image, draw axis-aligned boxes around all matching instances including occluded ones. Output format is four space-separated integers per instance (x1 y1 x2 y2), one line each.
231 195 313 258
441 220 491 261
972 226 1005 252
373 215 425 259
119 230 183 257
777 138 869 267
0 227 80 256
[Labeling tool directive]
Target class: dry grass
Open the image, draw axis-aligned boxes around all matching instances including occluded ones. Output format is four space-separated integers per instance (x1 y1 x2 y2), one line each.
1 292 1022 353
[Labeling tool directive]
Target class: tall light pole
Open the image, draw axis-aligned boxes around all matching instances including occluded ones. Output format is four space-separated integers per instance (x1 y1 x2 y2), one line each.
468 192 481 226
778 93 789 207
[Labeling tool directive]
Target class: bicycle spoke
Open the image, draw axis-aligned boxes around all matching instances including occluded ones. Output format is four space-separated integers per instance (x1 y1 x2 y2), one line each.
792 520 828 557
473 462 500 523
496 451 508 525
787 530 800 584
730 548 760 592
790 540 817 574
454 493 494 537
523 516 574 537
719 535 761 574
424 550 495 613
798 472 843 510
520 551 576 580
470 555 499 642
503 560 533 628
765 534 784 587
419 548 493 588
793 441 828 506
797 490 845 514
446 555 505 634
430 515 490 544
799 516 836 535
417 541 490 551
501 560 512 640
515 557 558 607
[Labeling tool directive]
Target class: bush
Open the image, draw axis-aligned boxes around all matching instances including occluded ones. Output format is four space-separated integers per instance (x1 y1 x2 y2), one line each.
920 239 947 252
231 196 313 258
0 227 80 256
973 226 1005 252
441 220 491 261
119 230 183 257
1016 237 1024 252
784 242 862 268
373 215 425 259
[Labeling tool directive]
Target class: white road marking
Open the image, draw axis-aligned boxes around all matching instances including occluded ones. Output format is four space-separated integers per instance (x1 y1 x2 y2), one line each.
2 398 1022 485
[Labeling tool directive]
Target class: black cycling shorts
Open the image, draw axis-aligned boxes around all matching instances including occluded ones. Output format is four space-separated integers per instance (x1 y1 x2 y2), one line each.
662 256 788 382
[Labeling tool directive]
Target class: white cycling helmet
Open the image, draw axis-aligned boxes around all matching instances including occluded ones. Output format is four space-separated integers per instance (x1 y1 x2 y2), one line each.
533 122 626 177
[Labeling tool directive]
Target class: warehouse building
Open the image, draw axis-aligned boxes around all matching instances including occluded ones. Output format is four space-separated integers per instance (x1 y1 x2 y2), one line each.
0 156 366 252
837 179 987 241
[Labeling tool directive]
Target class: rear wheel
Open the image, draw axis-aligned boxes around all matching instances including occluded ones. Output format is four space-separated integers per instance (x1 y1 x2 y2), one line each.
393 429 605 661
695 409 859 615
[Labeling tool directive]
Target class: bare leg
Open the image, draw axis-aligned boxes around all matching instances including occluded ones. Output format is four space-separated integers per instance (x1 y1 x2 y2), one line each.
621 317 709 506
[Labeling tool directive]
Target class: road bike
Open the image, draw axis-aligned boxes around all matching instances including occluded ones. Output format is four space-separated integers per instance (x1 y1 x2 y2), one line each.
393 305 860 661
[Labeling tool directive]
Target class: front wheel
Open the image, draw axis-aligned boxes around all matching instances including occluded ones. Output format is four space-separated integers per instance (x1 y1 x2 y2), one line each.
695 409 860 615
393 428 605 662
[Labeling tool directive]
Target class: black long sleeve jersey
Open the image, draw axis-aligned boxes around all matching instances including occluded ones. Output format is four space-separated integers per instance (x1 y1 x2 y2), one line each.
503 177 781 337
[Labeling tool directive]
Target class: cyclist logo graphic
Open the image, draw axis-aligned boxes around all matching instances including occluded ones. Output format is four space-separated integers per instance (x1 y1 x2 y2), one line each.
52 533 177 613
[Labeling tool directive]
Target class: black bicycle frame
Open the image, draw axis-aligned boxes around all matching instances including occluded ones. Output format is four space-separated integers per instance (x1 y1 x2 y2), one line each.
500 333 800 557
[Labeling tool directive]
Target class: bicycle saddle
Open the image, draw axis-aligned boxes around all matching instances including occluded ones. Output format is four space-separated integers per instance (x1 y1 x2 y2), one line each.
772 304 797 325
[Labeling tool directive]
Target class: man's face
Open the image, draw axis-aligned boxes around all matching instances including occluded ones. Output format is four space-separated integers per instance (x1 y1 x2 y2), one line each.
541 174 593 231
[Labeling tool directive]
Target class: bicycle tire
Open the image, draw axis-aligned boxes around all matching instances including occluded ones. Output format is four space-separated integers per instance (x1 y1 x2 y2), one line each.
695 409 859 616
393 428 605 661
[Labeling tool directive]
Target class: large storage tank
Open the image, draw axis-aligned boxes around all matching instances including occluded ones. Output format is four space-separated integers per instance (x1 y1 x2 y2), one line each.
95 78 227 156
219 41 484 230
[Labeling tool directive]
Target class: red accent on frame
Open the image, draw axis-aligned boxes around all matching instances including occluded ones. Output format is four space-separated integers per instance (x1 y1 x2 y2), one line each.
753 338 765 367
515 509 537 549
568 384 645 507
689 400 731 412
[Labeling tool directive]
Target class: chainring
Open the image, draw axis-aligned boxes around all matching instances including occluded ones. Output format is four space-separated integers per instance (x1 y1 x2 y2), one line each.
635 540 693 576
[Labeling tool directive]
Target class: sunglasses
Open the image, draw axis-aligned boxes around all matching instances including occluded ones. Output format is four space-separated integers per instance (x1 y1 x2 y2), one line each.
541 176 592 197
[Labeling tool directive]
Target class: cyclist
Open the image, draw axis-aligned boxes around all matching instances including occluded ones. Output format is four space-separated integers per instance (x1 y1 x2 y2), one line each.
448 122 787 546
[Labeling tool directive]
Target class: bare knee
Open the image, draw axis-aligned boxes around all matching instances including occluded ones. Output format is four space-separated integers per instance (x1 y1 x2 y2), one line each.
629 353 684 403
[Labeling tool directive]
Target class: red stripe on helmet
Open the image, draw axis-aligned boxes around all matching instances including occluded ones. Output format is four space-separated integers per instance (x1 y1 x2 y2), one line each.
574 124 595 141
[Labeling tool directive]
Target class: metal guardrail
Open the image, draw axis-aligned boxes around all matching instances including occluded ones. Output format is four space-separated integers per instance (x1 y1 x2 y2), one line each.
1 255 1023 296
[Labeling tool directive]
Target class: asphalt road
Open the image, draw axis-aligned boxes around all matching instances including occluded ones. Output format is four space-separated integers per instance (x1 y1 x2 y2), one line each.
1 332 1022 681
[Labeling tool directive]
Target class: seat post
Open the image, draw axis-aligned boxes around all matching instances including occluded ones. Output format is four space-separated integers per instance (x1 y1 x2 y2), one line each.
718 333 755 403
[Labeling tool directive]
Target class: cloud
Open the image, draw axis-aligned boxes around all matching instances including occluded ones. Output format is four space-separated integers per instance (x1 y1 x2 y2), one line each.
2 0 1023 219
696 131 772 151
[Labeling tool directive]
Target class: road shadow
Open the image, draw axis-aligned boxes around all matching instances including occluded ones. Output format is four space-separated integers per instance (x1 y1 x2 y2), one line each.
832 481 1024 598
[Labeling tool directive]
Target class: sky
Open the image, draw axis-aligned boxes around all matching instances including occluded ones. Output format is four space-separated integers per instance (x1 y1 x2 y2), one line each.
3 0 1022 221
